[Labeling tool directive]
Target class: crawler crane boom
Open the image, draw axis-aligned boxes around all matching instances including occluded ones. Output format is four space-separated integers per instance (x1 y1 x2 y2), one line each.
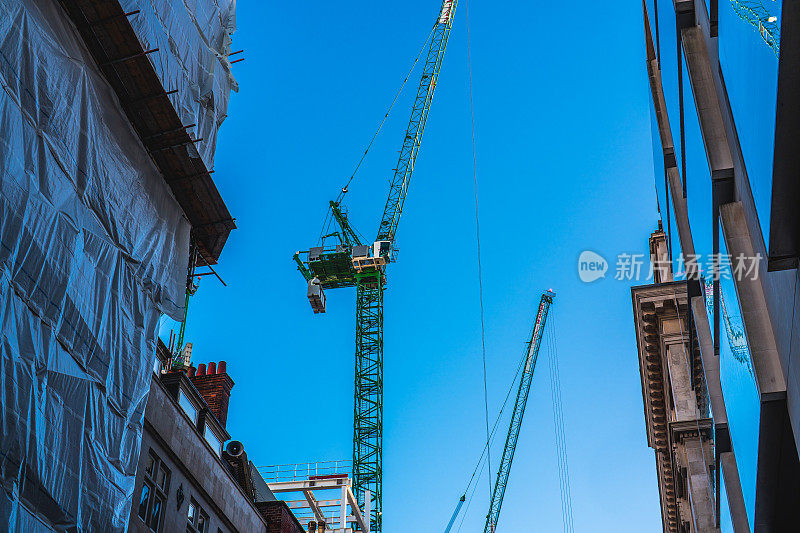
484 290 555 533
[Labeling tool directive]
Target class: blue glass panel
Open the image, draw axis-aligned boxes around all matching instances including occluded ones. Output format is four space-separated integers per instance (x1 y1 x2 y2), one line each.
138 483 151 521
667 186 681 266
682 57 714 270
719 0 781 240
719 288 759 523
704 238 760 524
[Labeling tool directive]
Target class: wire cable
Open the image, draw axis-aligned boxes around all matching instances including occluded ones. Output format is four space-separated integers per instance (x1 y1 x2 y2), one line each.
451 318 539 532
455 352 526 533
462 348 528 497
463 0 492 504
453 318 551 532
456 446 488 533
335 25 437 204
547 308 575 532
314 26 436 246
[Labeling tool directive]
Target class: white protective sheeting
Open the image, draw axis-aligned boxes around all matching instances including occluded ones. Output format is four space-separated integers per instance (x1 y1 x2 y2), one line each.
0 0 193 530
123 0 239 168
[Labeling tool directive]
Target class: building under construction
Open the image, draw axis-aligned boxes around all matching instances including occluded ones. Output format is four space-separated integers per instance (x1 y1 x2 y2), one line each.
0 0 236 530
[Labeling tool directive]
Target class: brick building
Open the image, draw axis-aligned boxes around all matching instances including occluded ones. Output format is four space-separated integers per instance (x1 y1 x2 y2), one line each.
128 342 307 533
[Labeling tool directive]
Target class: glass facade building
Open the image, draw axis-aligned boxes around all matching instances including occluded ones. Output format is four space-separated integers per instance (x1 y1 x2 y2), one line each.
639 1 800 531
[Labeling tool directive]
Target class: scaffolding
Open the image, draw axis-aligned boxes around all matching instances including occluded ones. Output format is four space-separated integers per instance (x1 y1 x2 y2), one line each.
258 462 370 533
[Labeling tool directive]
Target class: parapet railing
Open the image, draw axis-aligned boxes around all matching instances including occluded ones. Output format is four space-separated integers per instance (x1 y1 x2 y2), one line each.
257 460 352 482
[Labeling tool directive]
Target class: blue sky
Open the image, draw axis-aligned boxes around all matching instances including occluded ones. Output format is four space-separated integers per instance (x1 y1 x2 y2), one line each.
163 2 664 531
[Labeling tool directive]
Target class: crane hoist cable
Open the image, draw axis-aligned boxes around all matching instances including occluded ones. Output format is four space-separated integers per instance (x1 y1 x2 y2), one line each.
463 345 530 503
546 309 575 532
452 348 529 533
463 0 493 505
336 25 437 203
315 25 436 246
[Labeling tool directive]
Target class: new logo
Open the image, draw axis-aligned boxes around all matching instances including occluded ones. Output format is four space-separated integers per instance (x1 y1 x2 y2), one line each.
578 251 608 283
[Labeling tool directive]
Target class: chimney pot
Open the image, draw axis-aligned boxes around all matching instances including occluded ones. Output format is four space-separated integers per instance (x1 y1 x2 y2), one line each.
218 361 227 374
189 362 235 428
188 366 197 378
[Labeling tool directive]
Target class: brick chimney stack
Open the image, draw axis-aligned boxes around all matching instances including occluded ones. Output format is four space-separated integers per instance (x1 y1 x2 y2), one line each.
190 360 235 428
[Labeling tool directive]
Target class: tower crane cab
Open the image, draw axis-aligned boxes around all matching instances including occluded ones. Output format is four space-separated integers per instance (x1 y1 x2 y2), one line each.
351 240 392 272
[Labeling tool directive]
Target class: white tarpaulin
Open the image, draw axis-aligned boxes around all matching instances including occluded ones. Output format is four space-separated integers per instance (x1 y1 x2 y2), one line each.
0 0 236 529
123 0 238 169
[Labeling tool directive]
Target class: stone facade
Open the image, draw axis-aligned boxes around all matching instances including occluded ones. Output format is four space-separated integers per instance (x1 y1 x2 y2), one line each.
128 371 268 533
633 229 717 532
127 344 280 532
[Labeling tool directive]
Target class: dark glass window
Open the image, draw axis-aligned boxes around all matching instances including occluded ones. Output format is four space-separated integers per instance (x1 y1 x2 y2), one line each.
139 450 170 532
179 389 199 423
187 500 197 524
145 454 155 476
203 424 222 456
187 499 210 533
150 497 163 529
137 483 151 521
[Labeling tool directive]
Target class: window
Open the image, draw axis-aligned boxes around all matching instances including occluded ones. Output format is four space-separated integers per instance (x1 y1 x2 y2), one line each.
178 389 198 423
187 499 210 533
203 424 222 456
138 450 170 532
153 355 162 375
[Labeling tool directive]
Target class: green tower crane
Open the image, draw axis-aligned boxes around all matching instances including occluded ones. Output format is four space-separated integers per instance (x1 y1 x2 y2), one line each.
728 0 780 56
293 2 458 530
484 290 555 533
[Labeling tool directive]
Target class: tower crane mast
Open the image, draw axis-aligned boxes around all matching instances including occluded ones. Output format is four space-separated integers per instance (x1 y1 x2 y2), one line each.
484 290 555 533
293 2 458 530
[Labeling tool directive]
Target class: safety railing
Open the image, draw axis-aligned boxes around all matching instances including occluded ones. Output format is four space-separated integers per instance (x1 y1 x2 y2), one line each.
257 460 352 482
